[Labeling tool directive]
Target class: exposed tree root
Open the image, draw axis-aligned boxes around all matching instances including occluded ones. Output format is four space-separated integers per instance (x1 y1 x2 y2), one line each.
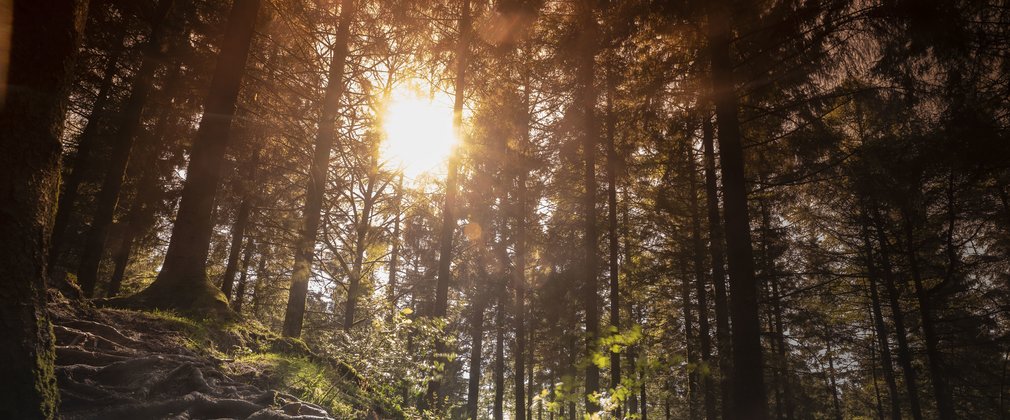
49 304 338 419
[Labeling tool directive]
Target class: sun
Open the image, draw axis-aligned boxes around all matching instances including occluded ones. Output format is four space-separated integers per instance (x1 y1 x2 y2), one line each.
380 86 459 179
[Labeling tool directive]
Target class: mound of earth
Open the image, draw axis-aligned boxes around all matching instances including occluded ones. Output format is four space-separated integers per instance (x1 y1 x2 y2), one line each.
49 298 397 419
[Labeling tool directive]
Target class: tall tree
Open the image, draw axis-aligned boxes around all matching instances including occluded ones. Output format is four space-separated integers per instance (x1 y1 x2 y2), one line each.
704 1 769 418
0 0 87 417
282 0 356 337
425 0 471 407
76 0 174 297
122 0 260 315
575 0 601 412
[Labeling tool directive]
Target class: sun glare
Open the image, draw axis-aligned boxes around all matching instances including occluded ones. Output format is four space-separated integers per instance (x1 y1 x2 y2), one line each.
380 86 458 179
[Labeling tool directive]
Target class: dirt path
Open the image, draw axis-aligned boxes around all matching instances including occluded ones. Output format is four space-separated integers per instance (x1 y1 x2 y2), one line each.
50 303 338 420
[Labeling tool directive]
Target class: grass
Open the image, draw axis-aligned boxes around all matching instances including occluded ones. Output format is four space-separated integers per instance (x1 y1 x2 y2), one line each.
129 308 404 418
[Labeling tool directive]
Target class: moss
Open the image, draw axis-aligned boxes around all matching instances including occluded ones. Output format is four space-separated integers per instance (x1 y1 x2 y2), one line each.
116 309 404 419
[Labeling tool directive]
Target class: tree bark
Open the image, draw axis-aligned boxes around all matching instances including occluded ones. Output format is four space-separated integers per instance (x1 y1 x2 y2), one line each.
124 0 260 316
106 56 185 297
701 113 733 413
705 2 769 418
0 1 86 417
862 220 902 420
343 148 378 330
605 66 623 411
688 142 716 420
77 0 174 296
51 24 125 269
220 144 260 299
387 173 403 314
465 294 486 419
232 235 255 312
900 207 955 419
872 215 924 420
681 254 698 420
493 297 506 420
575 0 601 412
425 0 470 407
282 0 354 337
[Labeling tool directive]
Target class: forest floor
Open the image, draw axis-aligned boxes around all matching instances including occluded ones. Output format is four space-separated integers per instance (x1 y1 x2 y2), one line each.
50 294 401 419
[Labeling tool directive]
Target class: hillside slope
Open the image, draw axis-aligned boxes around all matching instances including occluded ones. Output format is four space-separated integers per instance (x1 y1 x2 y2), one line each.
50 298 401 419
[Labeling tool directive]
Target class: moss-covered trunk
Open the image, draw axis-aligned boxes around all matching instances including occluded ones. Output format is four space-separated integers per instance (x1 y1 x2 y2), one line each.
0 1 87 417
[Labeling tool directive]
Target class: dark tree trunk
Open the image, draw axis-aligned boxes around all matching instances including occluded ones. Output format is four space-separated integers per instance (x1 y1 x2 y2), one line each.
826 337 842 420
575 0 601 412
514 168 529 420
688 142 717 420
605 67 622 412
465 295 486 419
0 1 86 417
221 194 252 299
282 0 354 337
872 217 924 420
387 173 403 314
106 57 185 297
681 255 698 420
493 298 506 420
232 235 255 312
51 25 125 268
77 0 174 297
220 141 260 300
251 244 269 317
425 0 470 407
900 207 955 420
758 200 794 420
701 113 733 413
705 3 769 418
862 221 902 420
343 150 378 330
107 167 158 297
124 0 260 316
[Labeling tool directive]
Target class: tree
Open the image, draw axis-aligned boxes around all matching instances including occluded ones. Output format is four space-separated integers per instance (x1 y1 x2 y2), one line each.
120 0 261 315
0 0 87 417
282 0 356 338
704 1 769 418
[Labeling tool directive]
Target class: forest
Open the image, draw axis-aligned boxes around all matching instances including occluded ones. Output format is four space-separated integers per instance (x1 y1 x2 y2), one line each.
1 0 1009 419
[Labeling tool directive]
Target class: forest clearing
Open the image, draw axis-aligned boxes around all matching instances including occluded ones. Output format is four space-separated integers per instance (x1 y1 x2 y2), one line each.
2 0 1009 419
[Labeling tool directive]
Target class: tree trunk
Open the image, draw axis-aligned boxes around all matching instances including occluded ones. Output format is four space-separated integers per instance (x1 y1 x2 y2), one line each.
252 244 269 317
493 298 506 420
681 254 698 420
425 0 470 407
605 66 623 413
221 194 252 299
701 113 733 413
705 3 769 418
77 0 174 297
106 56 185 297
282 0 354 336
465 295 486 419
862 221 902 420
387 173 403 314
826 337 842 420
900 207 955 420
343 149 378 330
51 24 125 268
0 1 86 417
232 235 255 312
872 216 924 420
688 142 717 420
124 0 260 316
514 165 529 420
575 0 601 412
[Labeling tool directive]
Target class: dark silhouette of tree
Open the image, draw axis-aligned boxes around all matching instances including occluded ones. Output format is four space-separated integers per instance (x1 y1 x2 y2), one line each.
0 0 87 417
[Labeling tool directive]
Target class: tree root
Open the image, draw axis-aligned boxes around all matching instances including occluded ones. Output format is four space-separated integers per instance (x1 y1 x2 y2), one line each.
51 307 338 419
